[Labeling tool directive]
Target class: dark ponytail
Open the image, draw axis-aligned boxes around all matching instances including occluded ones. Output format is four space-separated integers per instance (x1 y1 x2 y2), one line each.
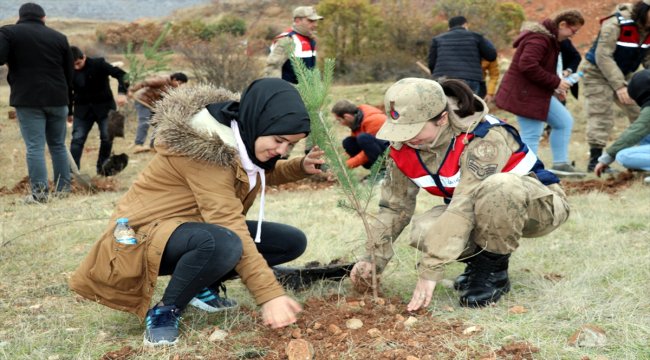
439 78 483 117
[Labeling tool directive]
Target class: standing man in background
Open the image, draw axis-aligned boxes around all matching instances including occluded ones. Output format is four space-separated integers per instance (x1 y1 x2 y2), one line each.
264 6 323 84
428 16 497 95
582 1 650 171
69 46 129 175
0 2 72 204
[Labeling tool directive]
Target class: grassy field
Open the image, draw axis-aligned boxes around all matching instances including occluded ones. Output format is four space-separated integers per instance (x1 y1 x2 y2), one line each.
0 80 649 359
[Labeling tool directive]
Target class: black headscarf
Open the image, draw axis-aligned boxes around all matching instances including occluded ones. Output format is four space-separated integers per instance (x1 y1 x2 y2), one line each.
206 78 311 170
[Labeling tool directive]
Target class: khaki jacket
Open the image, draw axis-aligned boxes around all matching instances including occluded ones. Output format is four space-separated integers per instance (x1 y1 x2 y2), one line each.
586 4 650 90
68 84 309 319
364 97 564 280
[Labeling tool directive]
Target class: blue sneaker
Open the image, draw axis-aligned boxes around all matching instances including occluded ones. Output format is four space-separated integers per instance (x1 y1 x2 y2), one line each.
189 284 238 313
143 304 181 347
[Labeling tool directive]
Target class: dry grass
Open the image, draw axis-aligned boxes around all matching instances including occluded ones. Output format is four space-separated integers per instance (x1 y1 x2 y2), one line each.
1 81 649 359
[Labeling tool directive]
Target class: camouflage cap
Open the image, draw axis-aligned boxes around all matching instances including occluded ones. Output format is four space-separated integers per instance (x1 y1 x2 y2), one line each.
293 6 324 20
376 78 447 142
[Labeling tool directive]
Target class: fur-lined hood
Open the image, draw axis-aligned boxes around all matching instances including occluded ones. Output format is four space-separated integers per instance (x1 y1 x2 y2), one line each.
150 84 240 167
513 20 555 48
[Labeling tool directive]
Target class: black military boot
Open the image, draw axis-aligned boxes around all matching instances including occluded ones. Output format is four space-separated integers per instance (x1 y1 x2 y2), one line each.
459 251 511 308
587 147 603 172
453 257 475 291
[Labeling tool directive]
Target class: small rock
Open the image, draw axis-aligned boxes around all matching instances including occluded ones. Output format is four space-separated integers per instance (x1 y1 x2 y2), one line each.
286 339 314 360
367 328 381 337
374 298 385 306
291 328 302 339
313 322 322 330
508 305 528 314
442 305 455 312
387 304 397 313
568 325 607 348
208 329 228 342
462 325 482 335
440 279 455 289
346 301 362 308
306 328 314 335
403 316 418 328
327 324 342 335
395 314 405 322
346 318 363 330
406 356 420 360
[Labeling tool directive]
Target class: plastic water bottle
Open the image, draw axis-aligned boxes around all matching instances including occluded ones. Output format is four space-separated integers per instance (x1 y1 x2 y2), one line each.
564 71 583 86
114 218 137 245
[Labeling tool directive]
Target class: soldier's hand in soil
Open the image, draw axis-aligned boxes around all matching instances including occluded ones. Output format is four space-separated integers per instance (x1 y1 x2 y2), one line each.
302 146 326 174
261 295 303 329
407 278 436 312
594 162 609 177
350 261 373 285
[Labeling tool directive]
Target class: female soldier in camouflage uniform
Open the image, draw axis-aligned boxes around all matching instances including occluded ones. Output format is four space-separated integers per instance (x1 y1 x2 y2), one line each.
350 78 570 309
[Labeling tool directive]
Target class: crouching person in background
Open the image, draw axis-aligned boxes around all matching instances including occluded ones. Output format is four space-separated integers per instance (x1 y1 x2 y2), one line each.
350 78 570 309
331 99 389 170
69 79 325 346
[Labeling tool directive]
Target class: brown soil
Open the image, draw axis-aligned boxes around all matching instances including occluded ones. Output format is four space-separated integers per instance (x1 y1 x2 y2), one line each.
100 295 540 360
0 175 120 197
561 171 640 195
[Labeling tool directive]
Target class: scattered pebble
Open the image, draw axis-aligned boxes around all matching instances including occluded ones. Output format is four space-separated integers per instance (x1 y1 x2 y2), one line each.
367 328 381 337
327 324 342 335
403 316 418 328
568 325 607 348
346 318 363 330
208 329 228 342
286 339 314 360
462 325 482 335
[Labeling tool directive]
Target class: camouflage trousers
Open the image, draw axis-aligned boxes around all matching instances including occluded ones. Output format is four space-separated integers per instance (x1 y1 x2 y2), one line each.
583 64 640 148
410 173 570 259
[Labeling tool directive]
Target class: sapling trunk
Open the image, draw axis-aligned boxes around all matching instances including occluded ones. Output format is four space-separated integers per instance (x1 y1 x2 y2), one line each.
292 54 384 299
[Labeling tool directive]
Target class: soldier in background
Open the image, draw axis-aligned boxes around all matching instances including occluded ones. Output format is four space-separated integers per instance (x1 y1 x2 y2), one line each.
264 6 323 84
582 1 650 171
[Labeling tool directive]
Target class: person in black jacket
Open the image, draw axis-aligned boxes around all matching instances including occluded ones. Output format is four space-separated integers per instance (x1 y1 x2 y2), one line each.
0 3 73 203
427 16 497 95
69 46 128 174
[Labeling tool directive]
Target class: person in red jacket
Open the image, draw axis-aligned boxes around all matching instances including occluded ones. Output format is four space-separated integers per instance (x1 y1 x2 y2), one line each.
331 100 389 169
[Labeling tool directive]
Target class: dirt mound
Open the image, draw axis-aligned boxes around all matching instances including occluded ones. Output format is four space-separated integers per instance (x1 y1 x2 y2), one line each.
0 176 120 196
101 295 540 359
561 171 640 195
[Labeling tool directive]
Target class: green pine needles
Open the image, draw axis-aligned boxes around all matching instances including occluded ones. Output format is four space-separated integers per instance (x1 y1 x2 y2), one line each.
124 22 174 85
291 54 385 297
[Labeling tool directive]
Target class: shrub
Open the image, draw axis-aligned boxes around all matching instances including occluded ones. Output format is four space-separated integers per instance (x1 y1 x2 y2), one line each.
176 35 261 92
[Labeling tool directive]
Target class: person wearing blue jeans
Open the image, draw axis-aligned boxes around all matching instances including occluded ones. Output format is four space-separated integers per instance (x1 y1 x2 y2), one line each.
595 69 650 184
0 3 74 203
516 96 578 173
16 106 72 201
134 102 153 148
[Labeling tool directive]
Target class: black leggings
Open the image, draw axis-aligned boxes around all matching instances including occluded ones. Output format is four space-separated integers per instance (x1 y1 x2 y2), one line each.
158 221 306 309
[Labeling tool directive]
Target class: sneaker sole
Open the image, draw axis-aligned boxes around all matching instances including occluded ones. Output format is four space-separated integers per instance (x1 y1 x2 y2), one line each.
548 169 586 178
189 297 239 313
143 335 178 347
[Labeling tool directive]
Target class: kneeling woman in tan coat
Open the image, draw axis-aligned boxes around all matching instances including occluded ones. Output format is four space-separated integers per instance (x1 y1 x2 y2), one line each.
69 78 324 347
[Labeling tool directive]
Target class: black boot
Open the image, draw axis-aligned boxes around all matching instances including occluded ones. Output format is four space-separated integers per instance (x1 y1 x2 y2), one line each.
453 258 475 291
459 251 510 308
587 147 603 172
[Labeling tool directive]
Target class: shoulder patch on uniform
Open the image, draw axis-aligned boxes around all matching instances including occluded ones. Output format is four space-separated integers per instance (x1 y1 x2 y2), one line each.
467 158 498 180
471 139 497 162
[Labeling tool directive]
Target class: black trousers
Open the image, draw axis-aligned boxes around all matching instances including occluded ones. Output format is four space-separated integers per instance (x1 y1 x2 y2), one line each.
158 221 306 309
342 133 389 169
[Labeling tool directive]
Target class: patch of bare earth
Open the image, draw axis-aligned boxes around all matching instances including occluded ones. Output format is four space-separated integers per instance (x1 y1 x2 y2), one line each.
561 171 641 195
101 295 540 359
